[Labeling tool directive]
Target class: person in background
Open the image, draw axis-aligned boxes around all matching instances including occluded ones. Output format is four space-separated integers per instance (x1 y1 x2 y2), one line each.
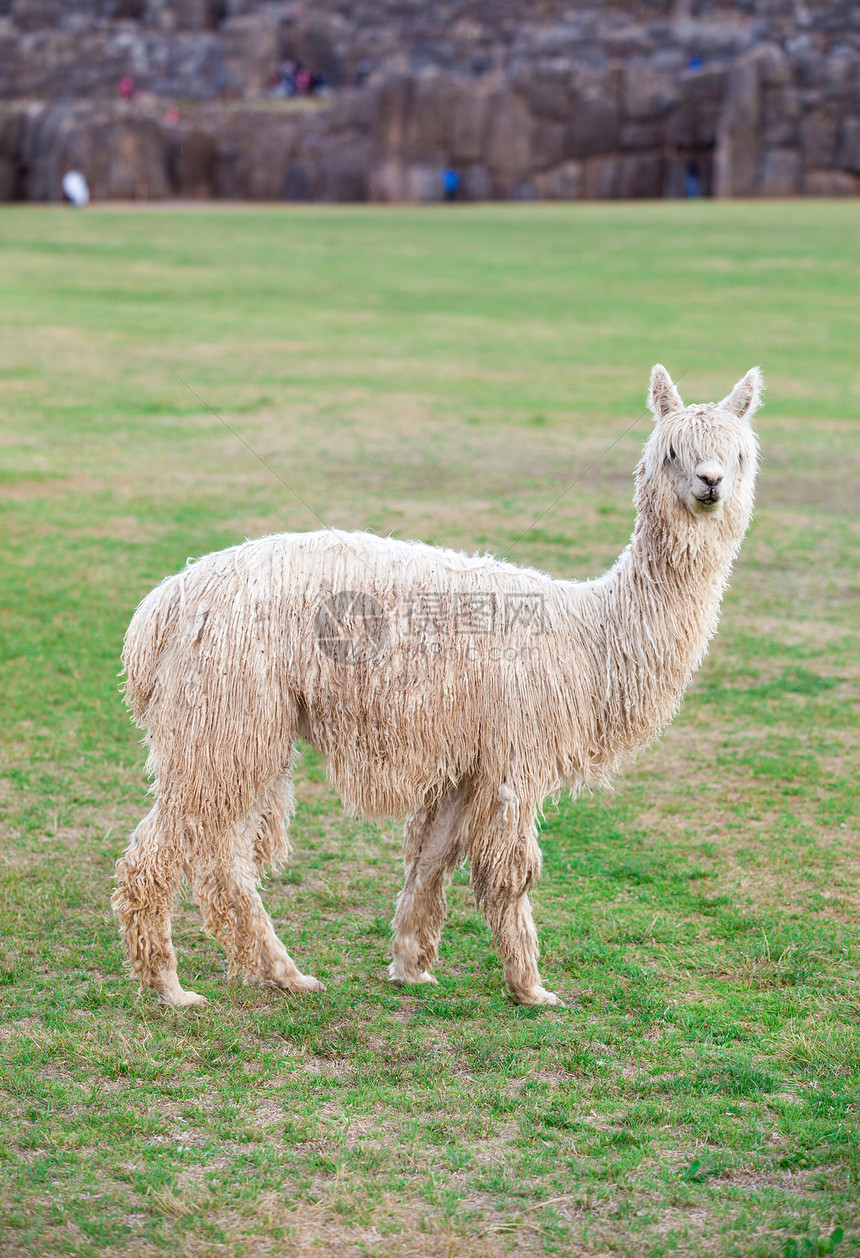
442 166 461 202
62 170 90 206
684 160 701 198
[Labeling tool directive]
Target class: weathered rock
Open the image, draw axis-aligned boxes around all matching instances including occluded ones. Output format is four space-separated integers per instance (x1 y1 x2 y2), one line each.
532 117 567 168
318 136 370 201
567 92 619 158
758 146 802 195
169 126 215 195
838 116 860 173
581 154 621 199
0 0 858 202
450 83 491 163
621 59 677 119
761 85 800 147
617 151 664 198
533 159 582 199
803 168 860 195
403 71 456 156
220 15 280 98
16 104 170 199
0 157 16 198
620 119 664 150
485 89 533 179
512 62 571 120
800 108 839 169
460 162 493 200
374 74 410 151
714 53 761 197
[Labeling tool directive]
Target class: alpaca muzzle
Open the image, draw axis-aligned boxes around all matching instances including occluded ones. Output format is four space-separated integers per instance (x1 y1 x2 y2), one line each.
694 467 724 510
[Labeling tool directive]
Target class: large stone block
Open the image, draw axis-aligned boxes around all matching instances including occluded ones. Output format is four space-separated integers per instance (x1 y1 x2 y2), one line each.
803 168 860 196
620 119 664 150
71 110 172 199
367 158 405 202
762 86 800 147
450 84 491 163
533 159 582 199
486 89 534 177
758 147 802 195
169 127 215 196
403 72 457 157
621 59 677 120
282 161 317 201
404 162 445 202
318 141 370 201
617 151 664 198
567 93 620 158
581 154 620 199
532 117 567 168
512 61 573 120
220 15 280 97
460 162 493 200
212 110 299 198
838 116 860 174
755 42 792 89
16 105 171 200
375 74 410 151
0 157 16 200
800 109 839 169
714 54 761 197
823 45 860 92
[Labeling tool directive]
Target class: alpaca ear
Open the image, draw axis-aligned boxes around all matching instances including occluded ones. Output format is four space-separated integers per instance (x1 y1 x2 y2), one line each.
647 364 683 420
719 367 764 420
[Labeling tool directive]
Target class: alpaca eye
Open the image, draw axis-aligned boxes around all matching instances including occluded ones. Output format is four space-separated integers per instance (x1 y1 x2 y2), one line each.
668 447 677 461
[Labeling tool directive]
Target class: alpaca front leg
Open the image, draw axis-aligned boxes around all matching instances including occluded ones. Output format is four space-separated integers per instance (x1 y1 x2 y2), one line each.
112 804 206 1007
470 786 562 1007
481 890 562 1007
389 787 467 986
193 847 324 995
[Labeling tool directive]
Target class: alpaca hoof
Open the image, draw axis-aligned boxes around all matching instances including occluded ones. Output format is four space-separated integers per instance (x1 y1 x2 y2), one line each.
287 973 326 995
158 987 208 1008
387 962 439 986
515 987 564 1008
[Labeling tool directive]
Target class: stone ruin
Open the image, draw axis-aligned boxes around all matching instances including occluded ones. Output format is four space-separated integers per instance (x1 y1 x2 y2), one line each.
0 0 858 201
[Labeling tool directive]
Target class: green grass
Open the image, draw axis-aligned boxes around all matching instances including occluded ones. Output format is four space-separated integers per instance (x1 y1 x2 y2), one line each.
1 200 858 1257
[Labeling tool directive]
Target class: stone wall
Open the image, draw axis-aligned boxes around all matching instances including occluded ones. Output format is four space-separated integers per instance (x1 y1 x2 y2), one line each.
1 0 858 200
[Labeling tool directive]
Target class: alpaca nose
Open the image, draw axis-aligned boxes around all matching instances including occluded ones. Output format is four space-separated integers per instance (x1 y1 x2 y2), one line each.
697 469 723 488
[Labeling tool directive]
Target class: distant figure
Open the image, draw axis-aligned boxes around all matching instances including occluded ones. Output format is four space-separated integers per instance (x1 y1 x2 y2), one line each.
442 167 461 202
118 75 134 99
163 107 180 127
684 161 701 199
274 60 297 97
62 171 90 207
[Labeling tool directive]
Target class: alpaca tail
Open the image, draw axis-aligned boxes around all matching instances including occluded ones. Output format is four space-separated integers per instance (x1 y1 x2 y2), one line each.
121 571 186 728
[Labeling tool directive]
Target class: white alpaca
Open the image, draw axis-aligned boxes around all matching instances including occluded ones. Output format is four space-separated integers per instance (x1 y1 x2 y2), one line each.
113 365 762 1007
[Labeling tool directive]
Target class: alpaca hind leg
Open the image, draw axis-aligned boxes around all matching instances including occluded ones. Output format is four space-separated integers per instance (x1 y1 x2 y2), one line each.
470 786 562 1007
193 789 324 995
389 785 468 986
112 803 205 1007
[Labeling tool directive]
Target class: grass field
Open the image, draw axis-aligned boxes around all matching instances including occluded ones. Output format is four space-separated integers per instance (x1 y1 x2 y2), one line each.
0 200 858 1258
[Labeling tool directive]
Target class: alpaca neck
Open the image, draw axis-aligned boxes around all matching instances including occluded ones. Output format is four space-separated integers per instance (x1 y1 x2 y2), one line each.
584 492 747 769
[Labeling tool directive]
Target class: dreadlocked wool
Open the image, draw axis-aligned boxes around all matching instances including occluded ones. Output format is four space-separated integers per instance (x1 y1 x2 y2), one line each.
113 365 762 1007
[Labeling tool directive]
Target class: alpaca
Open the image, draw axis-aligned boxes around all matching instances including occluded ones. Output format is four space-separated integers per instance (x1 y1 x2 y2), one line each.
113 365 762 1008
